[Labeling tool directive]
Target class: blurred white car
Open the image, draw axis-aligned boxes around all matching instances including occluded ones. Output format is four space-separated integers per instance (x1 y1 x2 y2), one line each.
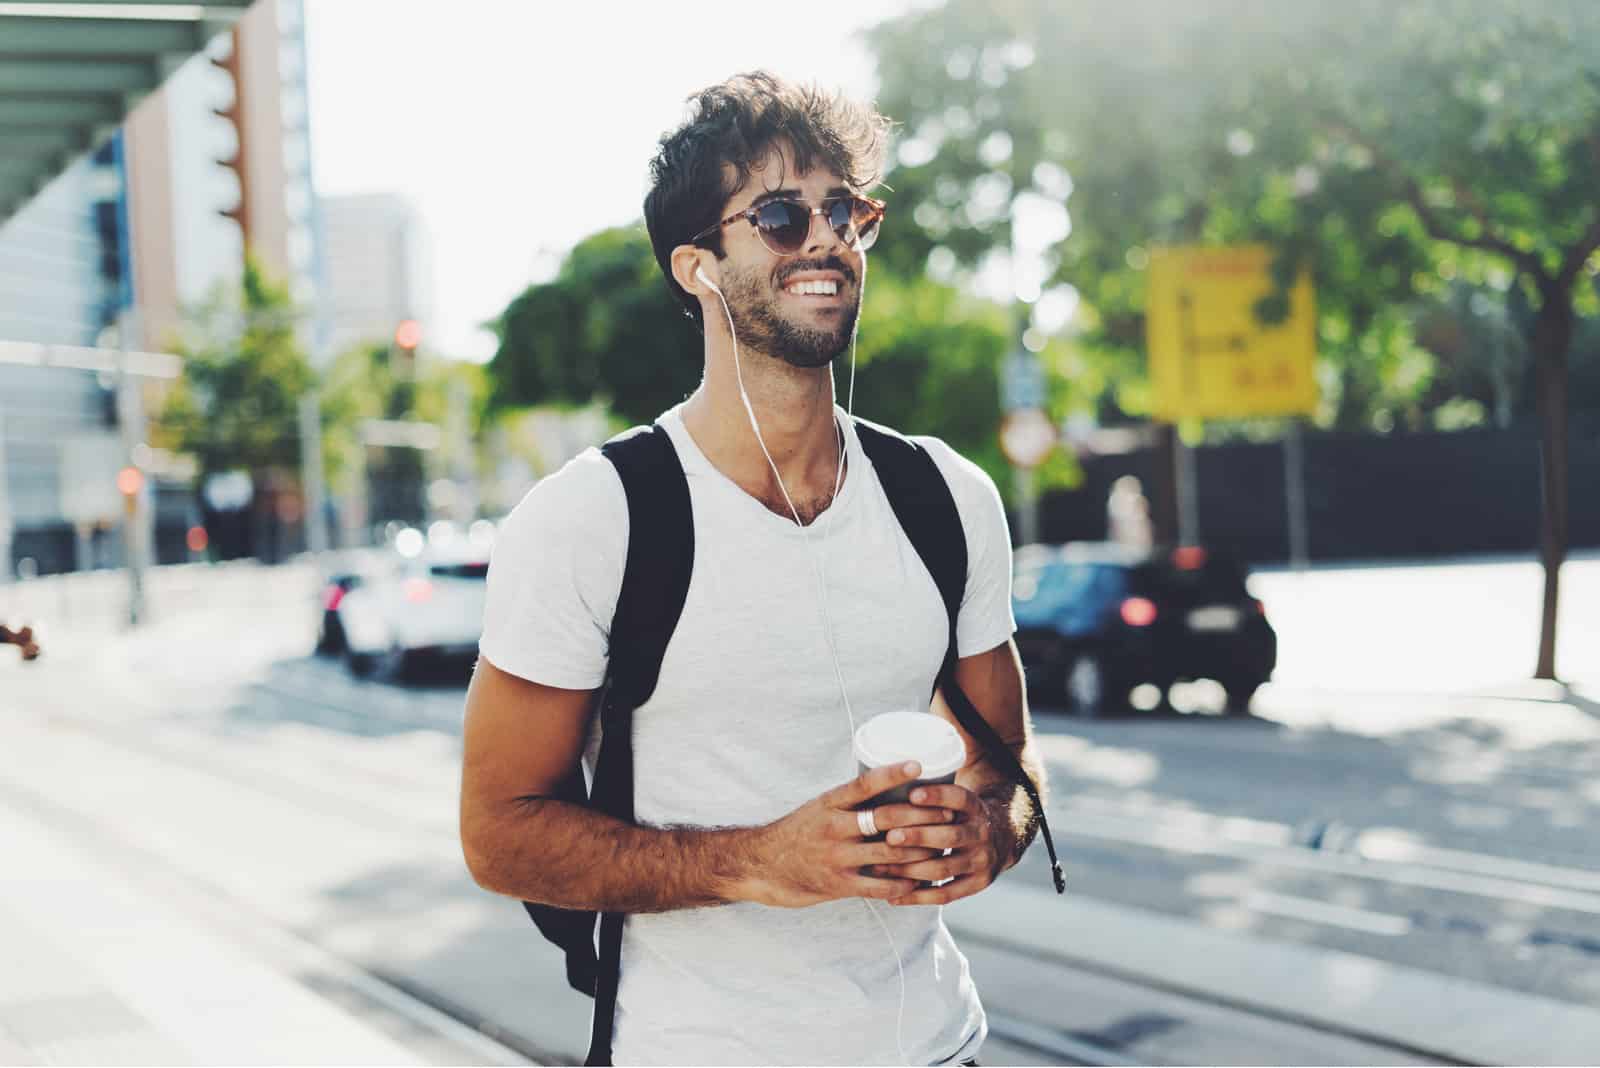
337 545 489 678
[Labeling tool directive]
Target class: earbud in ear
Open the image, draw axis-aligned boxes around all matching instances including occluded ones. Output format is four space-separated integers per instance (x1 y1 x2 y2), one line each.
695 265 721 295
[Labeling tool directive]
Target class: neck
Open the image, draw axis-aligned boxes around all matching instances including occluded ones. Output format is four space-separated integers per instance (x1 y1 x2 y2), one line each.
682 329 844 515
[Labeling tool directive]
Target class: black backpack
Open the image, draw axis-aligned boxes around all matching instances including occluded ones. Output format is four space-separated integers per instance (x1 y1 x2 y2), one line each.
524 416 1066 1067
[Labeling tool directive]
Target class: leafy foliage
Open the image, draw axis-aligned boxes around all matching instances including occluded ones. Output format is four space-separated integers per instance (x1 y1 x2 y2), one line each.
867 0 1600 428
319 336 490 524
487 226 702 425
154 258 312 478
850 269 1013 493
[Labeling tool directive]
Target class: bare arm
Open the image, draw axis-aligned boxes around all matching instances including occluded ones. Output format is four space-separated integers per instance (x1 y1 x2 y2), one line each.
459 655 941 914
940 638 1047 876
872 639 1048 905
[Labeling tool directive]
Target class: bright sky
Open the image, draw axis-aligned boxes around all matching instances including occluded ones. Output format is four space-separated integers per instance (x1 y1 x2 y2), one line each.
303 1 924 362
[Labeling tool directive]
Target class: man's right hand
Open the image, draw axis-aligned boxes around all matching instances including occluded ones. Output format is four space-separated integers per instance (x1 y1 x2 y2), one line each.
739 761 960 909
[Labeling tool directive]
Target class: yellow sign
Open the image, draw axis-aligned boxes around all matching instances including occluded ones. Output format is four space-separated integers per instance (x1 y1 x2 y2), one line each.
1146 245 1318 420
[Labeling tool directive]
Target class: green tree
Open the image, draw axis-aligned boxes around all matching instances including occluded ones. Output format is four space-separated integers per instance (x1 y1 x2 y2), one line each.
1413 282 1529 429
849 268 1014 493
320 337 490 526
487 226 702 425
156 257 313 483
869 0 1600 679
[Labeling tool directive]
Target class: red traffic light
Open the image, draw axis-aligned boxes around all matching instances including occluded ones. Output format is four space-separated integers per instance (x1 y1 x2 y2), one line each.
394 319 423 350
116 466 144 496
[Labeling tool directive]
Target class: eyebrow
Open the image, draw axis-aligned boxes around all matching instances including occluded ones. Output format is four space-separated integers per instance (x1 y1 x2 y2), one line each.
745 186 853 210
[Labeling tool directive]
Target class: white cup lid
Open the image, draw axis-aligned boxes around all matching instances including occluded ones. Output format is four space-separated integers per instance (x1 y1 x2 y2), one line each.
853 711 966 781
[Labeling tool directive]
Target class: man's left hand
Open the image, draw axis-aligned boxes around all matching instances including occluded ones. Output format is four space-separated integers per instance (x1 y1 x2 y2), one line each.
870 783 1006 906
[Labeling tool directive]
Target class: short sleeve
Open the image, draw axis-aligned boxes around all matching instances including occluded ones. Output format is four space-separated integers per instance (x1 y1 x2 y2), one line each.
478 448 628 689
916 437 1017 657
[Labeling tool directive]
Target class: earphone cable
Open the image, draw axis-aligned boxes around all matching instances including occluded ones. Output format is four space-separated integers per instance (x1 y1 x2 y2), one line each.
709 248 910 1067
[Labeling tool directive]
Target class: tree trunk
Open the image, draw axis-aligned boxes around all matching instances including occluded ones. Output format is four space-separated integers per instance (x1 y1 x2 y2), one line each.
1530 289 1574 681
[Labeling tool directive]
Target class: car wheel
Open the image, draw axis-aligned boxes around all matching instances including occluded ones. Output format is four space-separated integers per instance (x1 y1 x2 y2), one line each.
1065 655 1108 718
316 616 346 656
366 640 413 685
346 647 378 678
1224 681 1260 715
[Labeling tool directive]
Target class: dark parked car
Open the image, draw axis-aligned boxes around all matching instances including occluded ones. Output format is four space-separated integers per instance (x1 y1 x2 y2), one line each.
1012 542 1276 716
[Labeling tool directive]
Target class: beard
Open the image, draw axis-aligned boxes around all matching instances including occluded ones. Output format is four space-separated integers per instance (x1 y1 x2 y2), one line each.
717 262 859 369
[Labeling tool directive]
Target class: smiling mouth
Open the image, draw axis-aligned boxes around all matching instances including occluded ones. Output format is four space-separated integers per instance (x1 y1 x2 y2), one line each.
783 279 843 298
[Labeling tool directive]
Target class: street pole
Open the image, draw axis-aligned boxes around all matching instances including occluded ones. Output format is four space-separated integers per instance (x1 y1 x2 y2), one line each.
1002 185 1052 547
298 391 329 559
1284 417 1310 571
1015 466 1039 546
353 438 371 548
1176 428 1200 547
115 309 147 626
447 377 477 522
1149 423 1180 546
0 411 12 584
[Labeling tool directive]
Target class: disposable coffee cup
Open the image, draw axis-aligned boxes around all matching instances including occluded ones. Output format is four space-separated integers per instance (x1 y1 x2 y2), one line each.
852 710 966 808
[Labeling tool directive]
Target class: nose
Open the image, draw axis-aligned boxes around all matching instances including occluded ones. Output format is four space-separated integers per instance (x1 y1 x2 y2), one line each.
802 206 846 257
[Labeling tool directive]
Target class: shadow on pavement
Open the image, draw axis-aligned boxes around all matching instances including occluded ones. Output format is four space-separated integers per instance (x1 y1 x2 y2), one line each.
222 653 473 739
302 858 591 1065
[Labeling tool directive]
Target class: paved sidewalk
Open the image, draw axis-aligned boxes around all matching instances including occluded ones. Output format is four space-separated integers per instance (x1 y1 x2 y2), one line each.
0 800 425 1066
949 881 1600 1067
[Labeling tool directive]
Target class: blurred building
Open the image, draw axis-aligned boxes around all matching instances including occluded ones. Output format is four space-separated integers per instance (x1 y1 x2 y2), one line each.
125 0 324 355
0 139 133 574
319 192 431 360
0 0 323 576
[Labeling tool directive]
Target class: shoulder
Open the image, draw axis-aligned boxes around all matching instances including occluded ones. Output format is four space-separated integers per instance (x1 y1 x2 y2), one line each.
853 418 1005 541
907 434 1004 515
495 445 629 561
853 417 1003 518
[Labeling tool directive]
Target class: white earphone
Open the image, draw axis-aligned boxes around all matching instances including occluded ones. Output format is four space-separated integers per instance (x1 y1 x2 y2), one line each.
695 264 720 295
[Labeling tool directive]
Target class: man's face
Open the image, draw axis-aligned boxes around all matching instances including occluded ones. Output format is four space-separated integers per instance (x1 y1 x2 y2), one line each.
709 147 865 369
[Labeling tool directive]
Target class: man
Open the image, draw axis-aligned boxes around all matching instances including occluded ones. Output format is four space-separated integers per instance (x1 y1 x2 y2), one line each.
460 72 1048 1066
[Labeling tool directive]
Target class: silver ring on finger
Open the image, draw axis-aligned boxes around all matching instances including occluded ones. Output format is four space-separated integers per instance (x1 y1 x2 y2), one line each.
856 807 879 838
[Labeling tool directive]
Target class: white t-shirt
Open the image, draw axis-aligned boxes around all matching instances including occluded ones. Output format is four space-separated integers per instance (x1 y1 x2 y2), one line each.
480 403 1016 1066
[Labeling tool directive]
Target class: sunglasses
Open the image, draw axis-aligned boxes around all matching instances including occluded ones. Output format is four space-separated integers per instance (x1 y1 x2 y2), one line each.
691 194 886 256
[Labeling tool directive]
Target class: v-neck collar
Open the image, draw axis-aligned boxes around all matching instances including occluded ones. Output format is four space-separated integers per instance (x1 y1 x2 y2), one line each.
661 402 862 533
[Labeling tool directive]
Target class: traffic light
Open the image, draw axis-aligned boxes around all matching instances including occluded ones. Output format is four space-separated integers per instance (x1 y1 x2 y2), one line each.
211 30 251 243
117 466 144 519
393 319 422 377
116 466 144 497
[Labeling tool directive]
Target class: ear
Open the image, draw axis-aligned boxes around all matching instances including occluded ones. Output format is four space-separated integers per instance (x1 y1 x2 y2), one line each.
671 244 714 296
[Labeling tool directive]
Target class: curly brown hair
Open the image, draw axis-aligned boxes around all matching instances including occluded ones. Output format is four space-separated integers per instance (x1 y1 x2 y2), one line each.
644 71 891 327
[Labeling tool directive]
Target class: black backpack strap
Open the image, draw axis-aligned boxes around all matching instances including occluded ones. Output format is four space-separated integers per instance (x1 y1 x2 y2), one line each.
588 424 694 1067
515 424 693 1067
520 761 603 995
855 418 1067 895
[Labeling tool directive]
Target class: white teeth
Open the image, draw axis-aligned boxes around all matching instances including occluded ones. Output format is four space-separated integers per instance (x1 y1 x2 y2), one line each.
786 279 839 296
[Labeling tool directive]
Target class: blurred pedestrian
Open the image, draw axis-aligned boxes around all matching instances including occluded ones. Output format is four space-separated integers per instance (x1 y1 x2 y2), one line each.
1107 475 1153 551
458 72 1056 1066
0 622 39 661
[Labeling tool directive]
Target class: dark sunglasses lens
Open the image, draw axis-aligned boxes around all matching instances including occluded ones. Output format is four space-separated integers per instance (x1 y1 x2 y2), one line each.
854 205 881 251
755 201 810 252
826 198 856 238
837 198 880 250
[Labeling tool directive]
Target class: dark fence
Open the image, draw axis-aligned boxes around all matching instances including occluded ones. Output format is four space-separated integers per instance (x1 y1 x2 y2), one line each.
1036 415 1600 565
